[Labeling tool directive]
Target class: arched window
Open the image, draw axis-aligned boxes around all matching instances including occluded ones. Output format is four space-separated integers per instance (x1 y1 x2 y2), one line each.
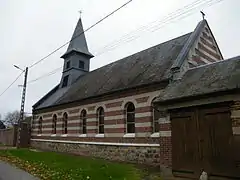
125 102 135 133
97 107 104 134
38 117 43 134
62 113 68 134
80 110 87 134
52 114 57 134
152 100 160 133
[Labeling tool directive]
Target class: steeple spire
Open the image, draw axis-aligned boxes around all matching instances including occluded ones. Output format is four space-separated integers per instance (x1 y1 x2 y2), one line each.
59 17 94 88
61 17 93 58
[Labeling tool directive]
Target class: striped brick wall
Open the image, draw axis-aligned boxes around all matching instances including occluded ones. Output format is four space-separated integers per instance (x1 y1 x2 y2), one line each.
231 101 240 135
159 111 172 168
188 25 223 68
31 90 167 144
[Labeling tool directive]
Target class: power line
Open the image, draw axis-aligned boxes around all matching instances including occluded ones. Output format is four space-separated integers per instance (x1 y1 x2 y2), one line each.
25 0 225 85
28 0 133 69
27 67 62 84
0 72 24 98
93 0 225 56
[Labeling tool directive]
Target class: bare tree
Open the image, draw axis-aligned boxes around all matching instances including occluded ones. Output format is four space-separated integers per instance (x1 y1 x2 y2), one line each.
4 110 21 126
0 120 6 129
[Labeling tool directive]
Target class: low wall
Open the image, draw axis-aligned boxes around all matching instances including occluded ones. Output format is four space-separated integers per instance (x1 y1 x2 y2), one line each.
0 125 18 146
31 139 160 166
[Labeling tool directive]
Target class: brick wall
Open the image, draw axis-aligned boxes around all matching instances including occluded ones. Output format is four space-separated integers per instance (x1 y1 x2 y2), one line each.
231 101 240 135
158 111 172 171
0 125 18 146
31 90 163 140
187 23 223 68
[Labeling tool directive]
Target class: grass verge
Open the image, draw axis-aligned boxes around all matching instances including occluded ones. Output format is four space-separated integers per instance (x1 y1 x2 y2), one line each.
0 148 146 180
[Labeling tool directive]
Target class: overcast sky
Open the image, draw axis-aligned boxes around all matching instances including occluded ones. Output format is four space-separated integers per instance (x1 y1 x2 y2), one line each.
0 0 239 117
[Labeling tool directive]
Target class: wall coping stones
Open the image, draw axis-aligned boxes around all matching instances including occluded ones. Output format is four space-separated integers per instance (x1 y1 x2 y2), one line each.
31 139 160 147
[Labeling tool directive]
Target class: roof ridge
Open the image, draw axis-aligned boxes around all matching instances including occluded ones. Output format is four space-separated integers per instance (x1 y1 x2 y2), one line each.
171 20 206 70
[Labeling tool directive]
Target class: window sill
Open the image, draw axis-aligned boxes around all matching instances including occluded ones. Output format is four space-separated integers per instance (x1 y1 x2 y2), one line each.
123 133 135 138
37 134 42 136
95 134 104 138
151 132 160 138
61 134 68 137
51 134 57 137
79 134 87 137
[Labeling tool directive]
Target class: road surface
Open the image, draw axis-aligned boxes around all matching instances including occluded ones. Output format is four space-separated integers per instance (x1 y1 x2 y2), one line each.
0 160 39 180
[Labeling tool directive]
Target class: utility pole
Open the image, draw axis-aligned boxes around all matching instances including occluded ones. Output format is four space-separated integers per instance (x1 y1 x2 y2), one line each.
16 67 28 148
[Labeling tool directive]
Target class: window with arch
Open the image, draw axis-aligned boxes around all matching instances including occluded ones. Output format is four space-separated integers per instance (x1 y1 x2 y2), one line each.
38 117 43 134
152 99 160 133
125 102 135 133
62 113 68 134
97 107 104 134
52 114 57 134
80 109 87 134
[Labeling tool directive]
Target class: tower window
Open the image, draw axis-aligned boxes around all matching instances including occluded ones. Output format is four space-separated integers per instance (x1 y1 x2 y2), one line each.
62 75 69 87
79 61 85 69
66 61 70 69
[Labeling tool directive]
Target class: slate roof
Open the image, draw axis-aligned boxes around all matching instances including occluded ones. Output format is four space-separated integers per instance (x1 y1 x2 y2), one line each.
34 19 216 110
34 32 192 109
155 55 240 103
61 18 93 58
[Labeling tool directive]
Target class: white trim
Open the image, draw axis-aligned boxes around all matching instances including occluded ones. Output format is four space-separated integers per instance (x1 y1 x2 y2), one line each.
79 134 87 137
35 90 162 117
50 134 57 137
87 126 96 130
31 138 159 147
95 134 105 138
86 118 96 122
37 134 42 136
159 131 171 137
151 132 160 138
233 127 240 135
200 41 217 54
136 132 151 137
135 112 151 118
135 122 151 127
104 124 124 128
201 35 214 47
198 48 218 61
159 117 170 124
61 134 68 137
104 133 124 137
231 110 240 118
105 115 123 120
198 56 213 64
123 133 135 138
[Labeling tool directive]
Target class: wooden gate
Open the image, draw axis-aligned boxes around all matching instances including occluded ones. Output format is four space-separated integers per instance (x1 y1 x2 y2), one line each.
171 103 240 179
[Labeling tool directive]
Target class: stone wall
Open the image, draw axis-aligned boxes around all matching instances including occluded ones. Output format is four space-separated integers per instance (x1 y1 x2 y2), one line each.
31 140 160 166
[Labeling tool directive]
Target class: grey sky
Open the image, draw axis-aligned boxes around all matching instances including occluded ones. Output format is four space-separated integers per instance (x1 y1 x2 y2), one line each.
0 0 239 117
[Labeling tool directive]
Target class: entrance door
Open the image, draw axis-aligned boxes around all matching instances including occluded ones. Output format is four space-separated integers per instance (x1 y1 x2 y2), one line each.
171 104 240 179
171 109 198 178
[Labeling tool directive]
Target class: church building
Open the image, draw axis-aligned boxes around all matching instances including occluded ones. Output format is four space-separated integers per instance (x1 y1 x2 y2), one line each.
31 17 240 179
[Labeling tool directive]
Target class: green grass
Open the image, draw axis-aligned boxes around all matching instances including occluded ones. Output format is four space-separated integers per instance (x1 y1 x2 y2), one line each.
0 149 143 180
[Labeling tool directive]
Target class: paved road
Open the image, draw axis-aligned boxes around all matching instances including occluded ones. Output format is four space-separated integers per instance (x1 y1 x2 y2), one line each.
0 161 39 180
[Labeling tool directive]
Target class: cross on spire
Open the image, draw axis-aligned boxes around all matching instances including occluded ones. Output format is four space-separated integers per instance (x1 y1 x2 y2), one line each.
79 10 82 18
200 11 205 20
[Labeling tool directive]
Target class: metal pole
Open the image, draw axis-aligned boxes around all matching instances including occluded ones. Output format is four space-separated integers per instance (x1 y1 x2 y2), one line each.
16 67 28 148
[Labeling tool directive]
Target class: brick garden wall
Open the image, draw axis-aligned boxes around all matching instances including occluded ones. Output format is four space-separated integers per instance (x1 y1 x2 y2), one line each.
0 125 18 146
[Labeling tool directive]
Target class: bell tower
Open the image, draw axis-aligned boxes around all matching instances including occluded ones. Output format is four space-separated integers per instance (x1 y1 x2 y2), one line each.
60 17 94 88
